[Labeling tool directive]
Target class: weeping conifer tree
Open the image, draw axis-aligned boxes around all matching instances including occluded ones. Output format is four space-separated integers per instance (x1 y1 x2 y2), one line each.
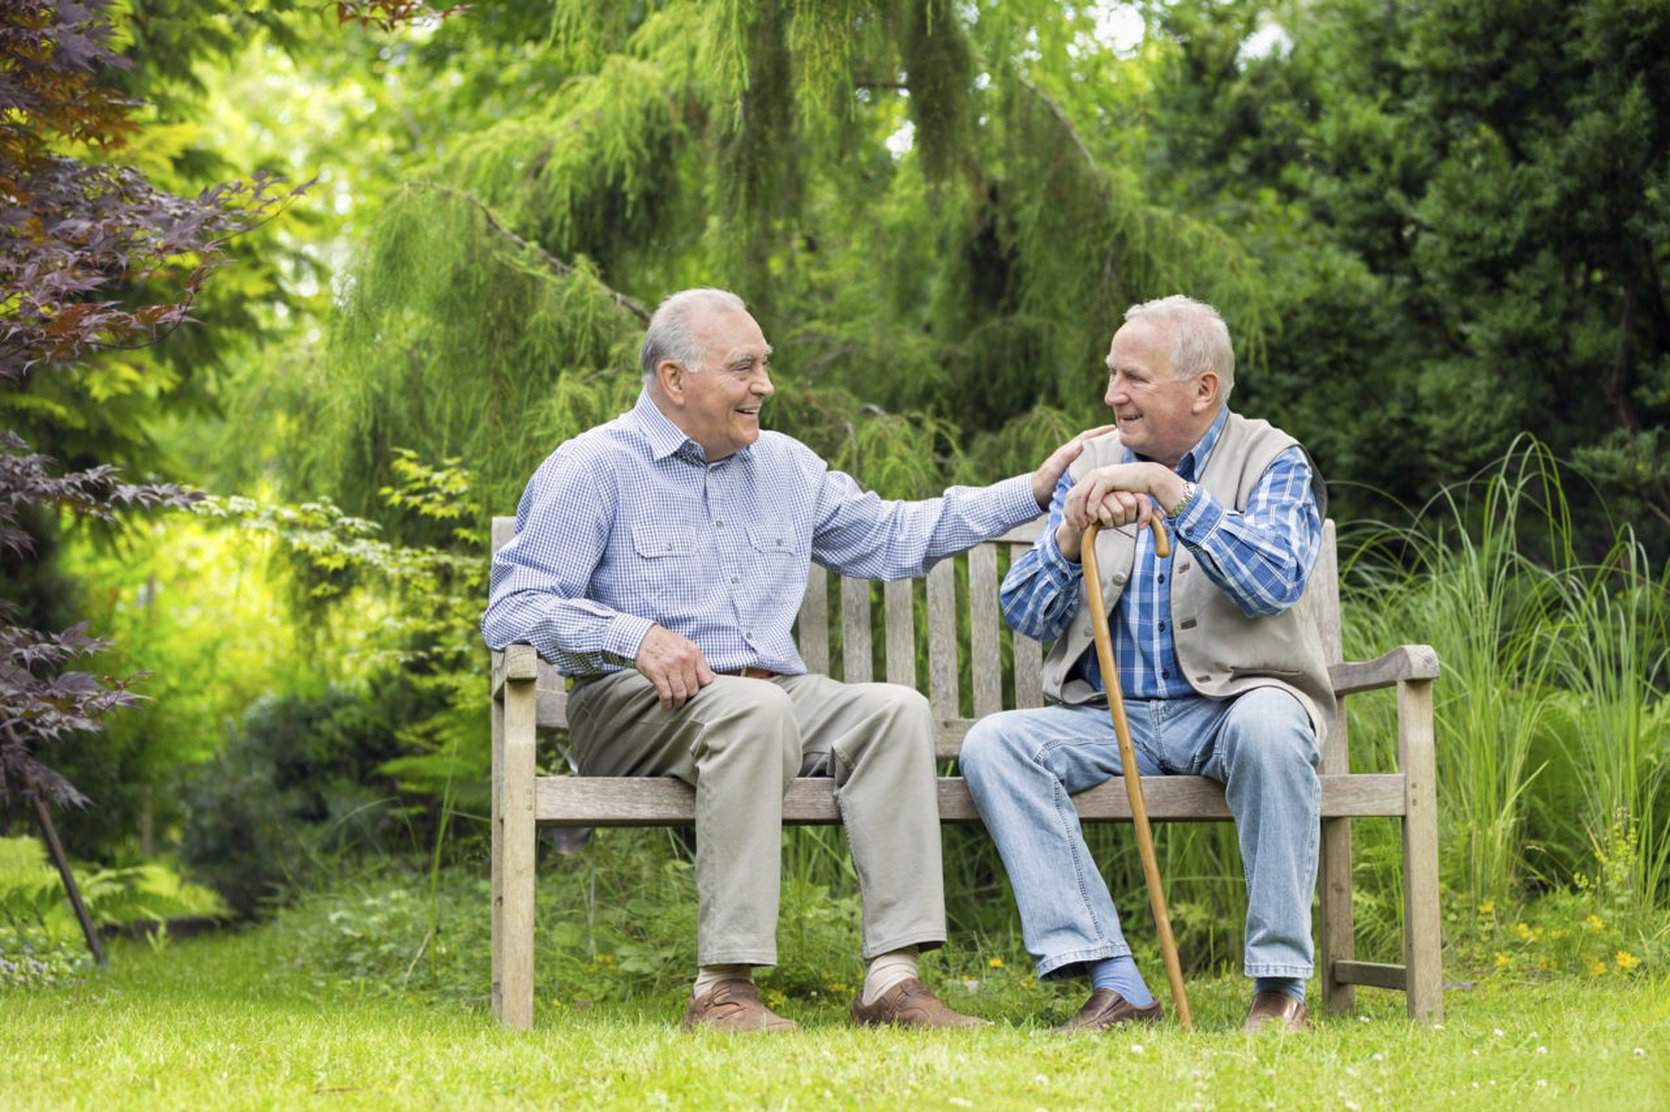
298 1 1275 529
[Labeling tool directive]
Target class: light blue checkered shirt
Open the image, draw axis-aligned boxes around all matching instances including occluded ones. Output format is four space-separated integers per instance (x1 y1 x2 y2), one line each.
483 390 1042 677
1000 407 1322 700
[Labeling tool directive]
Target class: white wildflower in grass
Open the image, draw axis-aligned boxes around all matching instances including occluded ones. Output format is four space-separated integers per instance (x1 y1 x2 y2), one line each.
1371 1053 1385 1062
1493 1028 1505 1037
1132 1044 1145 1055
1033 1075 1049 1087
1536 1046 1547 1054
1635 1048 1646 1056
949 1099 973 1109
1537 1080 1548 1088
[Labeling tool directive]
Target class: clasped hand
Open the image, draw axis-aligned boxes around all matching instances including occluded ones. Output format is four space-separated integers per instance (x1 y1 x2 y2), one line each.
1055 461 1171 561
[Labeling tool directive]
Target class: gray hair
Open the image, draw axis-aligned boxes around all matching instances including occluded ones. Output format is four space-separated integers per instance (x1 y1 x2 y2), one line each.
639 288 749 381
1124 295 1235 399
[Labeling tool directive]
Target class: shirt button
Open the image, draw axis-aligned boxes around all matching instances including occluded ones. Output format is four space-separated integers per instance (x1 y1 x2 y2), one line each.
731 577 739 585
1161 669 1171 679
1157 575 1166 584
1158 621 1167 631
714 520 724 528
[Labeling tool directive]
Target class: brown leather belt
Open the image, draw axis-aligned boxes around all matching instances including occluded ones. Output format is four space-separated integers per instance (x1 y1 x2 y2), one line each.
722 667 778 680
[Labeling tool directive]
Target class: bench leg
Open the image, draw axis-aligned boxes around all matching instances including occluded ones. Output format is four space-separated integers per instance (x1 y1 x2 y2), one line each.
491 689 504 1021
495 675 539 1029
1399 678 1443 1022
1319 815 1356 1015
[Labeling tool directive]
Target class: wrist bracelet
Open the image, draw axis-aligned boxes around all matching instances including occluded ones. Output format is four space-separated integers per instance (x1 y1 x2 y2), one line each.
1169 480 1198 520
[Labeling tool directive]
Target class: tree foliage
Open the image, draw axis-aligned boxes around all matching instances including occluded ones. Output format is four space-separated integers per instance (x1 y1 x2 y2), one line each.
0 0 300 810
1139 0 1670 541
283 0 1275 527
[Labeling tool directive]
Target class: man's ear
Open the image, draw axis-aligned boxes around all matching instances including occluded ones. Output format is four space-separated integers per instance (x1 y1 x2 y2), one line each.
1190 371 1221 414
656 359 686 403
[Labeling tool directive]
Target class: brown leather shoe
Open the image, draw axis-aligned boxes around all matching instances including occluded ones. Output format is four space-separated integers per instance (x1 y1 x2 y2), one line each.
682 979 799 1033
850 977 989 1029
1054 988 1164 1032
1242 990 1311 1033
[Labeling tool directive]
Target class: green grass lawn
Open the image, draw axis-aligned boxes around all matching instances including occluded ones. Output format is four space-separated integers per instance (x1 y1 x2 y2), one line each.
3 928 1666 1111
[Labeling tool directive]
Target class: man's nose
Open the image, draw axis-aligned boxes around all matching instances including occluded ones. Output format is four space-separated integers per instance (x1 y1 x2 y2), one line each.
753 369 774 396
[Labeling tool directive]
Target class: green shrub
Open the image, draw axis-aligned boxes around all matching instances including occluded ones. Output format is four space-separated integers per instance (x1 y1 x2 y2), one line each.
1 834 227 990
177 672 450 918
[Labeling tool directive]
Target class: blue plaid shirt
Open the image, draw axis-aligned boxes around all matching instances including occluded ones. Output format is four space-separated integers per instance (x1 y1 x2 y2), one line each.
483 390 1042 677
1000 408 1322 700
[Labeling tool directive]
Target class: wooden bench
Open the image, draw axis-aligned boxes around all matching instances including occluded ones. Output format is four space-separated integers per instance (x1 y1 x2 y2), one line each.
489 516 1442 1029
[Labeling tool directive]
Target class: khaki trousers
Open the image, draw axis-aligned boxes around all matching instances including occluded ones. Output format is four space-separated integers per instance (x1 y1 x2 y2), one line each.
566 670 946 967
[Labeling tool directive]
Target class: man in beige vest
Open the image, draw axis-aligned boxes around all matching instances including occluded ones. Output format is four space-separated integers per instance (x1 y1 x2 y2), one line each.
961 295 1333 1034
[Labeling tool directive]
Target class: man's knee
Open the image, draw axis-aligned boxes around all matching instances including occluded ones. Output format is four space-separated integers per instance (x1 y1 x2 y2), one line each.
695 682 801 774
960 712 1030 788
1227 689 1319 776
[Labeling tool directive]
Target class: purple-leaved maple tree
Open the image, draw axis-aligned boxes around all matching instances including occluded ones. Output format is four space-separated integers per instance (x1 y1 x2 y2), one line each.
0 0 306 814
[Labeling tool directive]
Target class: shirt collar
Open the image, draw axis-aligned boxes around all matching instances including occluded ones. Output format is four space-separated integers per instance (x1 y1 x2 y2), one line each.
626 389 756 466
1124 405 1228 482
630 389 703 463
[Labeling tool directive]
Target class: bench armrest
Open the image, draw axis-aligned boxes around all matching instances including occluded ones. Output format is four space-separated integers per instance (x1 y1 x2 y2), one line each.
1328 645 1440 697
491 643 540 699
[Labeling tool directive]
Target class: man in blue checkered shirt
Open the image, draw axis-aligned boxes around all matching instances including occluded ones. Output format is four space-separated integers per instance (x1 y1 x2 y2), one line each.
960 295 1335 1035
484 288 1107 1032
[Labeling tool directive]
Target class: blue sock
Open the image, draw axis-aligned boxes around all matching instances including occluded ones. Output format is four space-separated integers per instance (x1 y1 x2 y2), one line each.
1254 976 1305 1004
1089 955 1153 1006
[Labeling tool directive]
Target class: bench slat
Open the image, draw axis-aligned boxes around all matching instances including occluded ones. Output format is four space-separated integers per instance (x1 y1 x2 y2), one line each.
885 577 915 689
927 559 959 718
533 773 1408 826
969 543 1002 718
841 575 873 684
798 564 830 674
1009 543 1044 709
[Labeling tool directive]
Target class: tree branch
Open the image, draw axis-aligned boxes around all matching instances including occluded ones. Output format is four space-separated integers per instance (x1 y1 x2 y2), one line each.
1017 78 1105 190
405 181 650 324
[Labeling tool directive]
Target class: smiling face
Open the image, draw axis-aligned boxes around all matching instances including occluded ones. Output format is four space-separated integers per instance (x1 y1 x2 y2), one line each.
1103 316 1220 470
654 304 774 461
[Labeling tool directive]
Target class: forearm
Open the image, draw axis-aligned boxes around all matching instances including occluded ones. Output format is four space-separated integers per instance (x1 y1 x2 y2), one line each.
1172 453 1321 616
999 471 1082 642
482 567 654 675
813 473 1039 579
1000 528 1083 642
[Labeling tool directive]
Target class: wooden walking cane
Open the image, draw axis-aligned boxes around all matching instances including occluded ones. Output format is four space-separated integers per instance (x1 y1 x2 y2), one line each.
1081 518 1194 1032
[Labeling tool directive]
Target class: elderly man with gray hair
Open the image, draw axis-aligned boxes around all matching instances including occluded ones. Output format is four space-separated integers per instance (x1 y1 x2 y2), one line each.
483 287 1108 1032
960 295 1333 1034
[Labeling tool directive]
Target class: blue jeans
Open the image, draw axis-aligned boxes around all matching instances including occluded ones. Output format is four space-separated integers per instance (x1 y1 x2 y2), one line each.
961 688 1320 981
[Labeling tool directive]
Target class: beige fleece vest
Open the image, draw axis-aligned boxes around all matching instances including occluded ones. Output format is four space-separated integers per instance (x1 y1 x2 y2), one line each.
1038 411 1337 737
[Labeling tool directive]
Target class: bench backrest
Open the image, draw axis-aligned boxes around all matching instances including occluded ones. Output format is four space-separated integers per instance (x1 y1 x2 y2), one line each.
489 516 1344 760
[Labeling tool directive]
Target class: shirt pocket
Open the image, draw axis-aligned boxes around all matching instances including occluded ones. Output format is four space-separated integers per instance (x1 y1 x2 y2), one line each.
746 524 798 560
745 524 803 610
632 522 699 559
